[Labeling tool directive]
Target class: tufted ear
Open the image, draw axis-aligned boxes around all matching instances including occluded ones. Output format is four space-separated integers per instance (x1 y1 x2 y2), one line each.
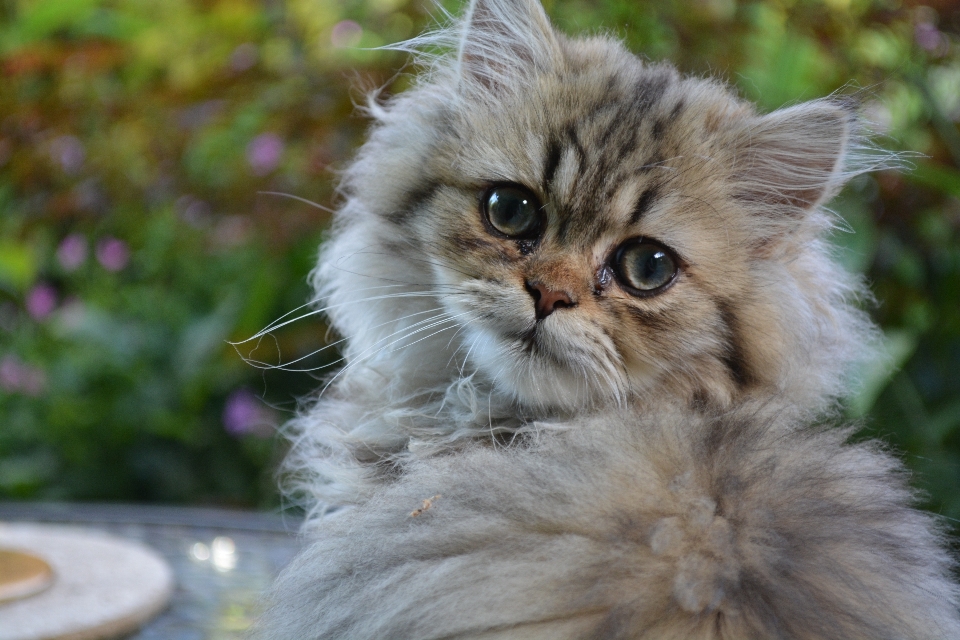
456 0 561 93
733 100 855 216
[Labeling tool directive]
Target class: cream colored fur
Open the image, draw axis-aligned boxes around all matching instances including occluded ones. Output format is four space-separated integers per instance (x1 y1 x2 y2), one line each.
255 1 960 637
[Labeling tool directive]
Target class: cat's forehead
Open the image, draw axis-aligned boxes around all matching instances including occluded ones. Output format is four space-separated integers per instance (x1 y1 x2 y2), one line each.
455 52 749 248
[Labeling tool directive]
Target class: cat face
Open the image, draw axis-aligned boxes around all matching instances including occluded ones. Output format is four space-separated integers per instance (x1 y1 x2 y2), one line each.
409 69 801 410
322 0 877 414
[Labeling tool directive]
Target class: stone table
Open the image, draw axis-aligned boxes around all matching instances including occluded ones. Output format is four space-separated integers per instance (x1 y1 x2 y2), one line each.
0 502 302 640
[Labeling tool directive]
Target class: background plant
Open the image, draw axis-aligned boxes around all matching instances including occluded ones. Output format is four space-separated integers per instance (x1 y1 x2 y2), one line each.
1 0 959 521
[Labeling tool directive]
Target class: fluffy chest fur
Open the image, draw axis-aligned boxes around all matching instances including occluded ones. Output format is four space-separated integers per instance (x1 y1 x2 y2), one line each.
259 404 960 639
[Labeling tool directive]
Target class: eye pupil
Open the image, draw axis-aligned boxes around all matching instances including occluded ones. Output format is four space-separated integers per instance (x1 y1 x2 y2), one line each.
614 240 678 294
643 251 666 278
484 186 541 238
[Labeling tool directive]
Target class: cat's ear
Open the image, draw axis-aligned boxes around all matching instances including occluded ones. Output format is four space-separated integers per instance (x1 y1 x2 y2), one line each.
734 100 855 216
456 0 561 91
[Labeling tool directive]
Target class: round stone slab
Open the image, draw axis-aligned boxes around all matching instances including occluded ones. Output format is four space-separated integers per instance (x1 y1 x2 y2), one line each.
0 550 54 604
0 523 174 640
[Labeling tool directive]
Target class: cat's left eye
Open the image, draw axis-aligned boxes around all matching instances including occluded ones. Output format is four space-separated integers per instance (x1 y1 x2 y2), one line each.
482 185 542 239
613 239 678 295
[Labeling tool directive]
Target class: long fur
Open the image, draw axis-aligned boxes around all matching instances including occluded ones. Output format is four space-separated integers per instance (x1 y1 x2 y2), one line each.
280 0 897 512
258 402 960 639
254 1 960 638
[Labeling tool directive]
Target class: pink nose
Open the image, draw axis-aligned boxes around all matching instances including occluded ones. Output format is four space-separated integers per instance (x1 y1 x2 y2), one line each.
525 280 576 320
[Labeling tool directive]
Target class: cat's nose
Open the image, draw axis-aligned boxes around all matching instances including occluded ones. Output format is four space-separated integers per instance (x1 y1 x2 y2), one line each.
525 280 577 320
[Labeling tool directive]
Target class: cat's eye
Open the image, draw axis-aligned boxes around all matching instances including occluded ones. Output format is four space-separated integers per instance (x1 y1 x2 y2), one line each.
613 239 678 295
482 185 542 239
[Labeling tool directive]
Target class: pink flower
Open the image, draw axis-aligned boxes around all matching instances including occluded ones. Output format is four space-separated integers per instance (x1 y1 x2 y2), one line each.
96 237 130 272
25 284 57 320
223 389 274 437
331 20 362 49
0 357 19 391
57 234 88 271
915 22 944 52
246 133 284 176
0 355 46 396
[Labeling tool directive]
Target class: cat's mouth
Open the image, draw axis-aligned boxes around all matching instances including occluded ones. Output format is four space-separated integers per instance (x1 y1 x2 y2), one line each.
517 326 539 356
511 323 567 363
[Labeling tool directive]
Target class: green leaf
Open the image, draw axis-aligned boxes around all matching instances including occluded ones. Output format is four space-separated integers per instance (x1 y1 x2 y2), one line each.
906 162 960 199
0 241 37 293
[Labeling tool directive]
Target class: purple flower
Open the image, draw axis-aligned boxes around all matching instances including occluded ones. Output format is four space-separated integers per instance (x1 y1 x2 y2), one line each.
223 389 273 437
246 133 285 176
176 195 212 228
25 284 57 320
57 234 88 271
0 355 46 396
331 20 362 49
49 135 85 175
915 22 943 52
96 237 130 272
0 357 19 391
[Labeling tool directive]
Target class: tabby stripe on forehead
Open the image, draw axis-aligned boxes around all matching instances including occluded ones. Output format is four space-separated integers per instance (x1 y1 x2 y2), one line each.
542 135 563 190
670 99 685 120
552 125 590 243
565 124 587 169
614 130 639 165
632 72 671 116
651 119 666 140
630 187 659 225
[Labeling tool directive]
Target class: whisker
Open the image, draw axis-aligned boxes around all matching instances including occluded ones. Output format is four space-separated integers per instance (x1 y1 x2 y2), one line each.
234 290 464 344
238 309 458 372
258 191 337 214
235 306 453 370
319 313 470 394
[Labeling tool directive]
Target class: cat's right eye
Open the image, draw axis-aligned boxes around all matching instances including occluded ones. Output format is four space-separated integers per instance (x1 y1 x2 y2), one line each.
482 185 542 239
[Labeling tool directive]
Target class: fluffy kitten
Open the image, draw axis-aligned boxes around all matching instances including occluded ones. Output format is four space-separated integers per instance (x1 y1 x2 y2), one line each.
256 0 960 637
285 0 882 510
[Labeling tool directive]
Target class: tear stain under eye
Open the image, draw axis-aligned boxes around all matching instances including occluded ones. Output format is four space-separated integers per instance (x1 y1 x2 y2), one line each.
593 264 614 294
517 239 536 255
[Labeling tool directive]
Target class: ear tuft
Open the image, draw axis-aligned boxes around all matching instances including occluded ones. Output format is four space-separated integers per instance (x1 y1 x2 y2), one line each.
734 100 856 215
456 0 560 93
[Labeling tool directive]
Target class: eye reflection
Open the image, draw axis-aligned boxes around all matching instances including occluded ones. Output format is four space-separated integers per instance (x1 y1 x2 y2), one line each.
613 239 678 295
483 185 542 239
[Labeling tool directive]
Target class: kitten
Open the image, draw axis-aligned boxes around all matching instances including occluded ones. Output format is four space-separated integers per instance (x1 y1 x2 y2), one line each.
256 0 960 637
284 0 881 510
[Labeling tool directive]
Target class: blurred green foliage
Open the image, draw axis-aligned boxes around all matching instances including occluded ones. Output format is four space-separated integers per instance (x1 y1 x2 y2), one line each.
1 0 959 519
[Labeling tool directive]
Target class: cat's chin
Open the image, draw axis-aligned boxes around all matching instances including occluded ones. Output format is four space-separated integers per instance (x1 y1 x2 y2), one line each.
462 325 623 411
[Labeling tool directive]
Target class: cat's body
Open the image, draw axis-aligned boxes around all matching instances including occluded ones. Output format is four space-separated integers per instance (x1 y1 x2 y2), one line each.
260 403 960 639
257 0 960 637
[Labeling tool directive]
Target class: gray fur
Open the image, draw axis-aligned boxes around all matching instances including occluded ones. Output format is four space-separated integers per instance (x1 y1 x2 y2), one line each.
257 403 960 639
